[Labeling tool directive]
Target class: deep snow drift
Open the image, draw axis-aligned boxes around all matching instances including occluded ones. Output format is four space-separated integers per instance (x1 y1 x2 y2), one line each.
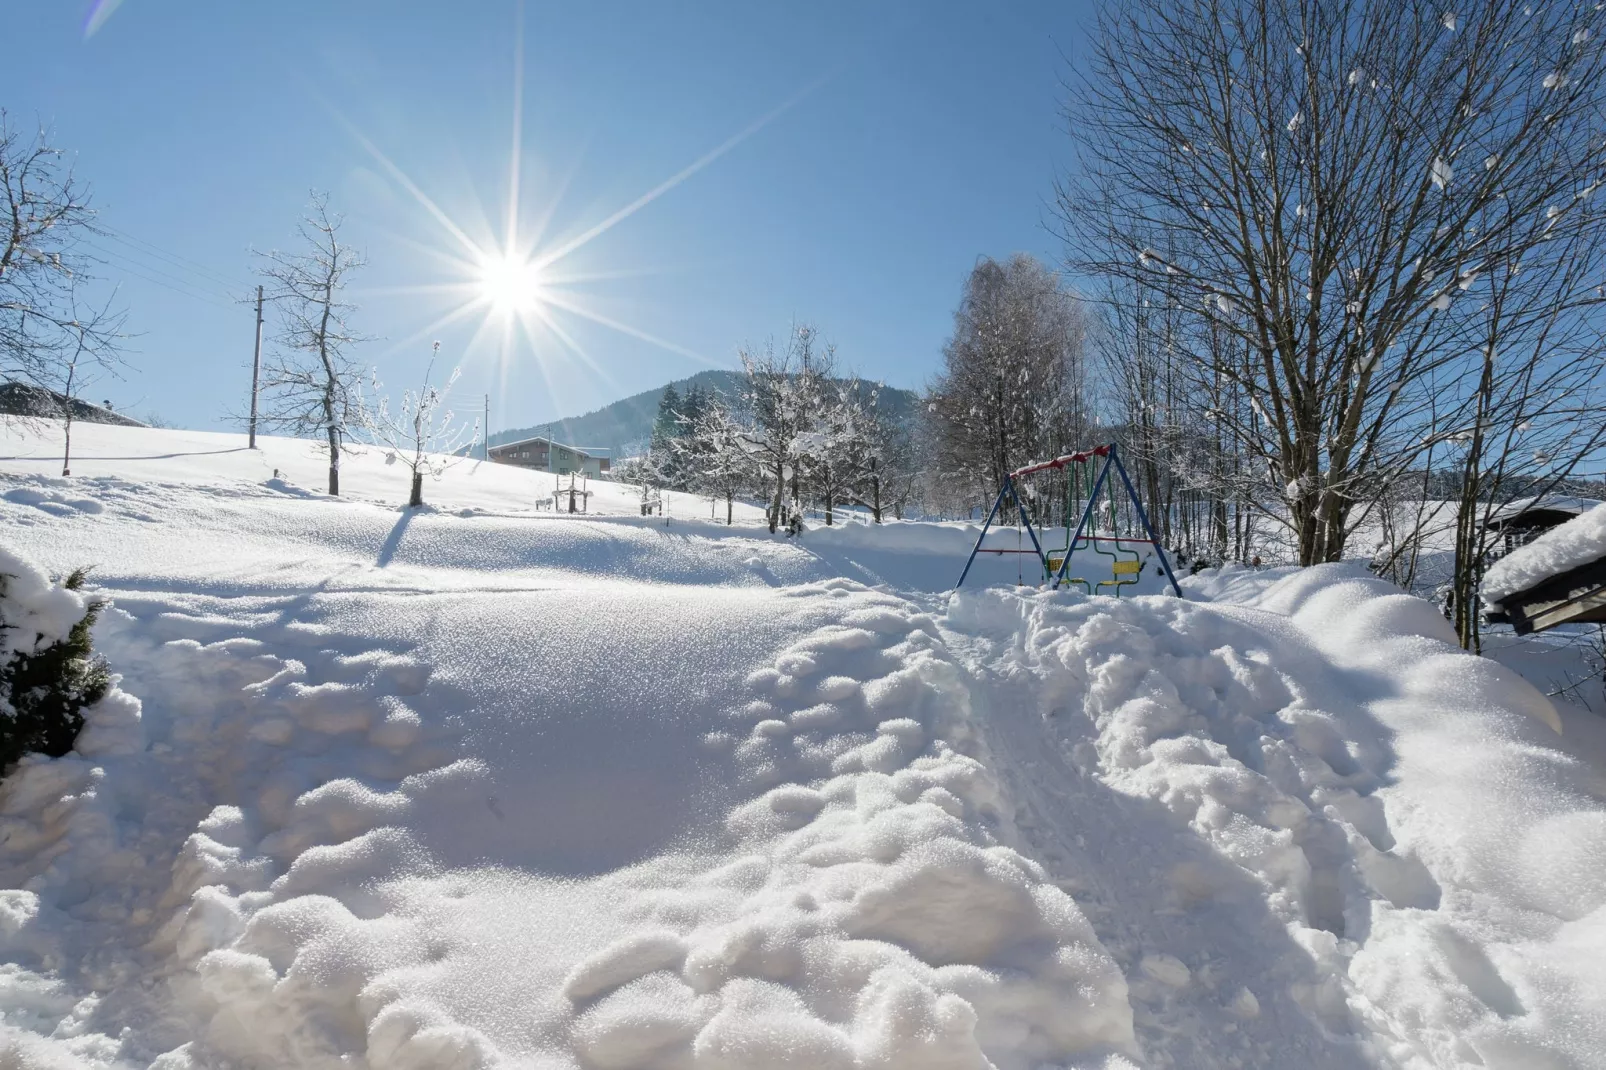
0 421 1601 1069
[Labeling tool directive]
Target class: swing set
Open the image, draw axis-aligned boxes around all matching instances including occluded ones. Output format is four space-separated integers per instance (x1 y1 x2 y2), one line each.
955 443 1184 598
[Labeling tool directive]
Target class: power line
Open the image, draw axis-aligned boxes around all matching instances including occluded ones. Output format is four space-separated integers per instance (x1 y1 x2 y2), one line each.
83 242 238 309
94 224 252 293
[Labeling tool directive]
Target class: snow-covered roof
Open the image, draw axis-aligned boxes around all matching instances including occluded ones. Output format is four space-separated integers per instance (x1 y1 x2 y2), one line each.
1482 501 1606 605
491 435 596 457
1486 494 1604 524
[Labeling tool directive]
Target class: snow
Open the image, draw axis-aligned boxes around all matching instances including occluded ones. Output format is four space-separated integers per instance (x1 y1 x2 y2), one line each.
0 546 93 665
0 420 1602 1068
1483 501 1606 604
1430 156 1453 191
0 417 767 523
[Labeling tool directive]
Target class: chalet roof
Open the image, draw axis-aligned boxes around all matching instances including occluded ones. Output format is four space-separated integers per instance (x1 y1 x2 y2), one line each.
490 435 593 457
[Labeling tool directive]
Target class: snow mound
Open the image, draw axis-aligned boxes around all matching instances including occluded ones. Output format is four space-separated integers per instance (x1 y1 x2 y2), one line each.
1482 502 1606 604
0 546 1136 1066
947 567 1605 1067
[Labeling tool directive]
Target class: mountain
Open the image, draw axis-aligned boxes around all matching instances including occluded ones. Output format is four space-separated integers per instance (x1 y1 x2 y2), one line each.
489 369 921 459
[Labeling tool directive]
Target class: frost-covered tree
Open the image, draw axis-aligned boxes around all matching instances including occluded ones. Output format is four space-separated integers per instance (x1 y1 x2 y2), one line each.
739 324 836 533
927 255 1090 516
679 395 754 524
1062 0 1606 565
847 381 916 523
365 342 479 508
257 193 368 497
796 376 875 526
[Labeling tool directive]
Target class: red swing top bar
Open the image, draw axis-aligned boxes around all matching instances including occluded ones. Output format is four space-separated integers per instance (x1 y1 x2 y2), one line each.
1010 444 1110 479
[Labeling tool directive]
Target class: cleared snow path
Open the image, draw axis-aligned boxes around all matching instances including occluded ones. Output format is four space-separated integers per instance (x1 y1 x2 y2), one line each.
940 600 1372 1069
941 572 1606 1069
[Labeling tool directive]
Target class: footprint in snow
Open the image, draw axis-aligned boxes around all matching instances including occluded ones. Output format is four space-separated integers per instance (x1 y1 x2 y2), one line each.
1139 952 1192 988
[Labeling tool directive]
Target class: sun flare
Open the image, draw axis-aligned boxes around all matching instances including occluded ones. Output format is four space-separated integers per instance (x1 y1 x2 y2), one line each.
340 4 816 399
478 253 546 316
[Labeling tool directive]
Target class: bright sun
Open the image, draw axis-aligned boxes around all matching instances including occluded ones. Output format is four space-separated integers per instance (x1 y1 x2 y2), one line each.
345 8 808 376
478 254 546 315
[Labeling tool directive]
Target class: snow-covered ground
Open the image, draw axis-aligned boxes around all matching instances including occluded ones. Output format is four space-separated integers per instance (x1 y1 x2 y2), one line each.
0 421 1602 1069
0 419 769 523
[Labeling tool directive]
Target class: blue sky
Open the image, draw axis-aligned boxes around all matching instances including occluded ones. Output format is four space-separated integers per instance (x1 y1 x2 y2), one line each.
4 1 1094 433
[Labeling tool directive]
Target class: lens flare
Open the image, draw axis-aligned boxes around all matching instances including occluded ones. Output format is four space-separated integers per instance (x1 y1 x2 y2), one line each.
83 0 125 38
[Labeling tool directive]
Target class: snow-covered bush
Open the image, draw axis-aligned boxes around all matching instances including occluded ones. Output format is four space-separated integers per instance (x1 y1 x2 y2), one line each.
0 549 110 773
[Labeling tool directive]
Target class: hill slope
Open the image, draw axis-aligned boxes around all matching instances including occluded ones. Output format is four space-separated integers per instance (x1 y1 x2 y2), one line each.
491 369 921 457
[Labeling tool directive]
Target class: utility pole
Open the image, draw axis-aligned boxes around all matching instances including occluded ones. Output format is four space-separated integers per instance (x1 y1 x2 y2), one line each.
249 285 264 449
483 394 490 460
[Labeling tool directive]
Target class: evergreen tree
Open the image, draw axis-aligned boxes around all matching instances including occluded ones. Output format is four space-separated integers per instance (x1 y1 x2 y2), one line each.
649 384 685 489
0 565 111 773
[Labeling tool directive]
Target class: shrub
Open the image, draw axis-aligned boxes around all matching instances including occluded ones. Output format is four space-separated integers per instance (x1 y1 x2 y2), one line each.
0 557 111 773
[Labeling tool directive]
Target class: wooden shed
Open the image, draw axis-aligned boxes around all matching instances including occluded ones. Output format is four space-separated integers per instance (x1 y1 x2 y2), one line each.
1484 555 1606 635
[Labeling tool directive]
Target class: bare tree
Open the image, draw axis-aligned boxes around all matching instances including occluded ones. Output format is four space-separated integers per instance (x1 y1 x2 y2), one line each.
257 193 368 496
0 112 123 405
365 342 479 508
51 287 124 477
1437 239 1606 650
1061 0 1606 565
928 255 1090 518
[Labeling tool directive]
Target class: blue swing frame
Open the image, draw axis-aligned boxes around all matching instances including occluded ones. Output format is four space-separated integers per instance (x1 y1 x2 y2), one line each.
955 443 1184 598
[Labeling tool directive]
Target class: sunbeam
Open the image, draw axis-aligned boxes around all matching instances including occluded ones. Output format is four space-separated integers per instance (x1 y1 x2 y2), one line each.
528 75 825 275
537 289 720 367
336 2 820 423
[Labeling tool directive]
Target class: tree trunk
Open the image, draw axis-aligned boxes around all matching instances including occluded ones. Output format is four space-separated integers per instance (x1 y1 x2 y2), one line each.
726 491 733 526
770 461 785 533
326 424 341 496
409 471 423 508
61 412 72 478
824 489 833 526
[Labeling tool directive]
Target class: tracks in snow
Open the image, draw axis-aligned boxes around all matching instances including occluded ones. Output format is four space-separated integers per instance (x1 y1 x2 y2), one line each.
937 593 1385 1070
